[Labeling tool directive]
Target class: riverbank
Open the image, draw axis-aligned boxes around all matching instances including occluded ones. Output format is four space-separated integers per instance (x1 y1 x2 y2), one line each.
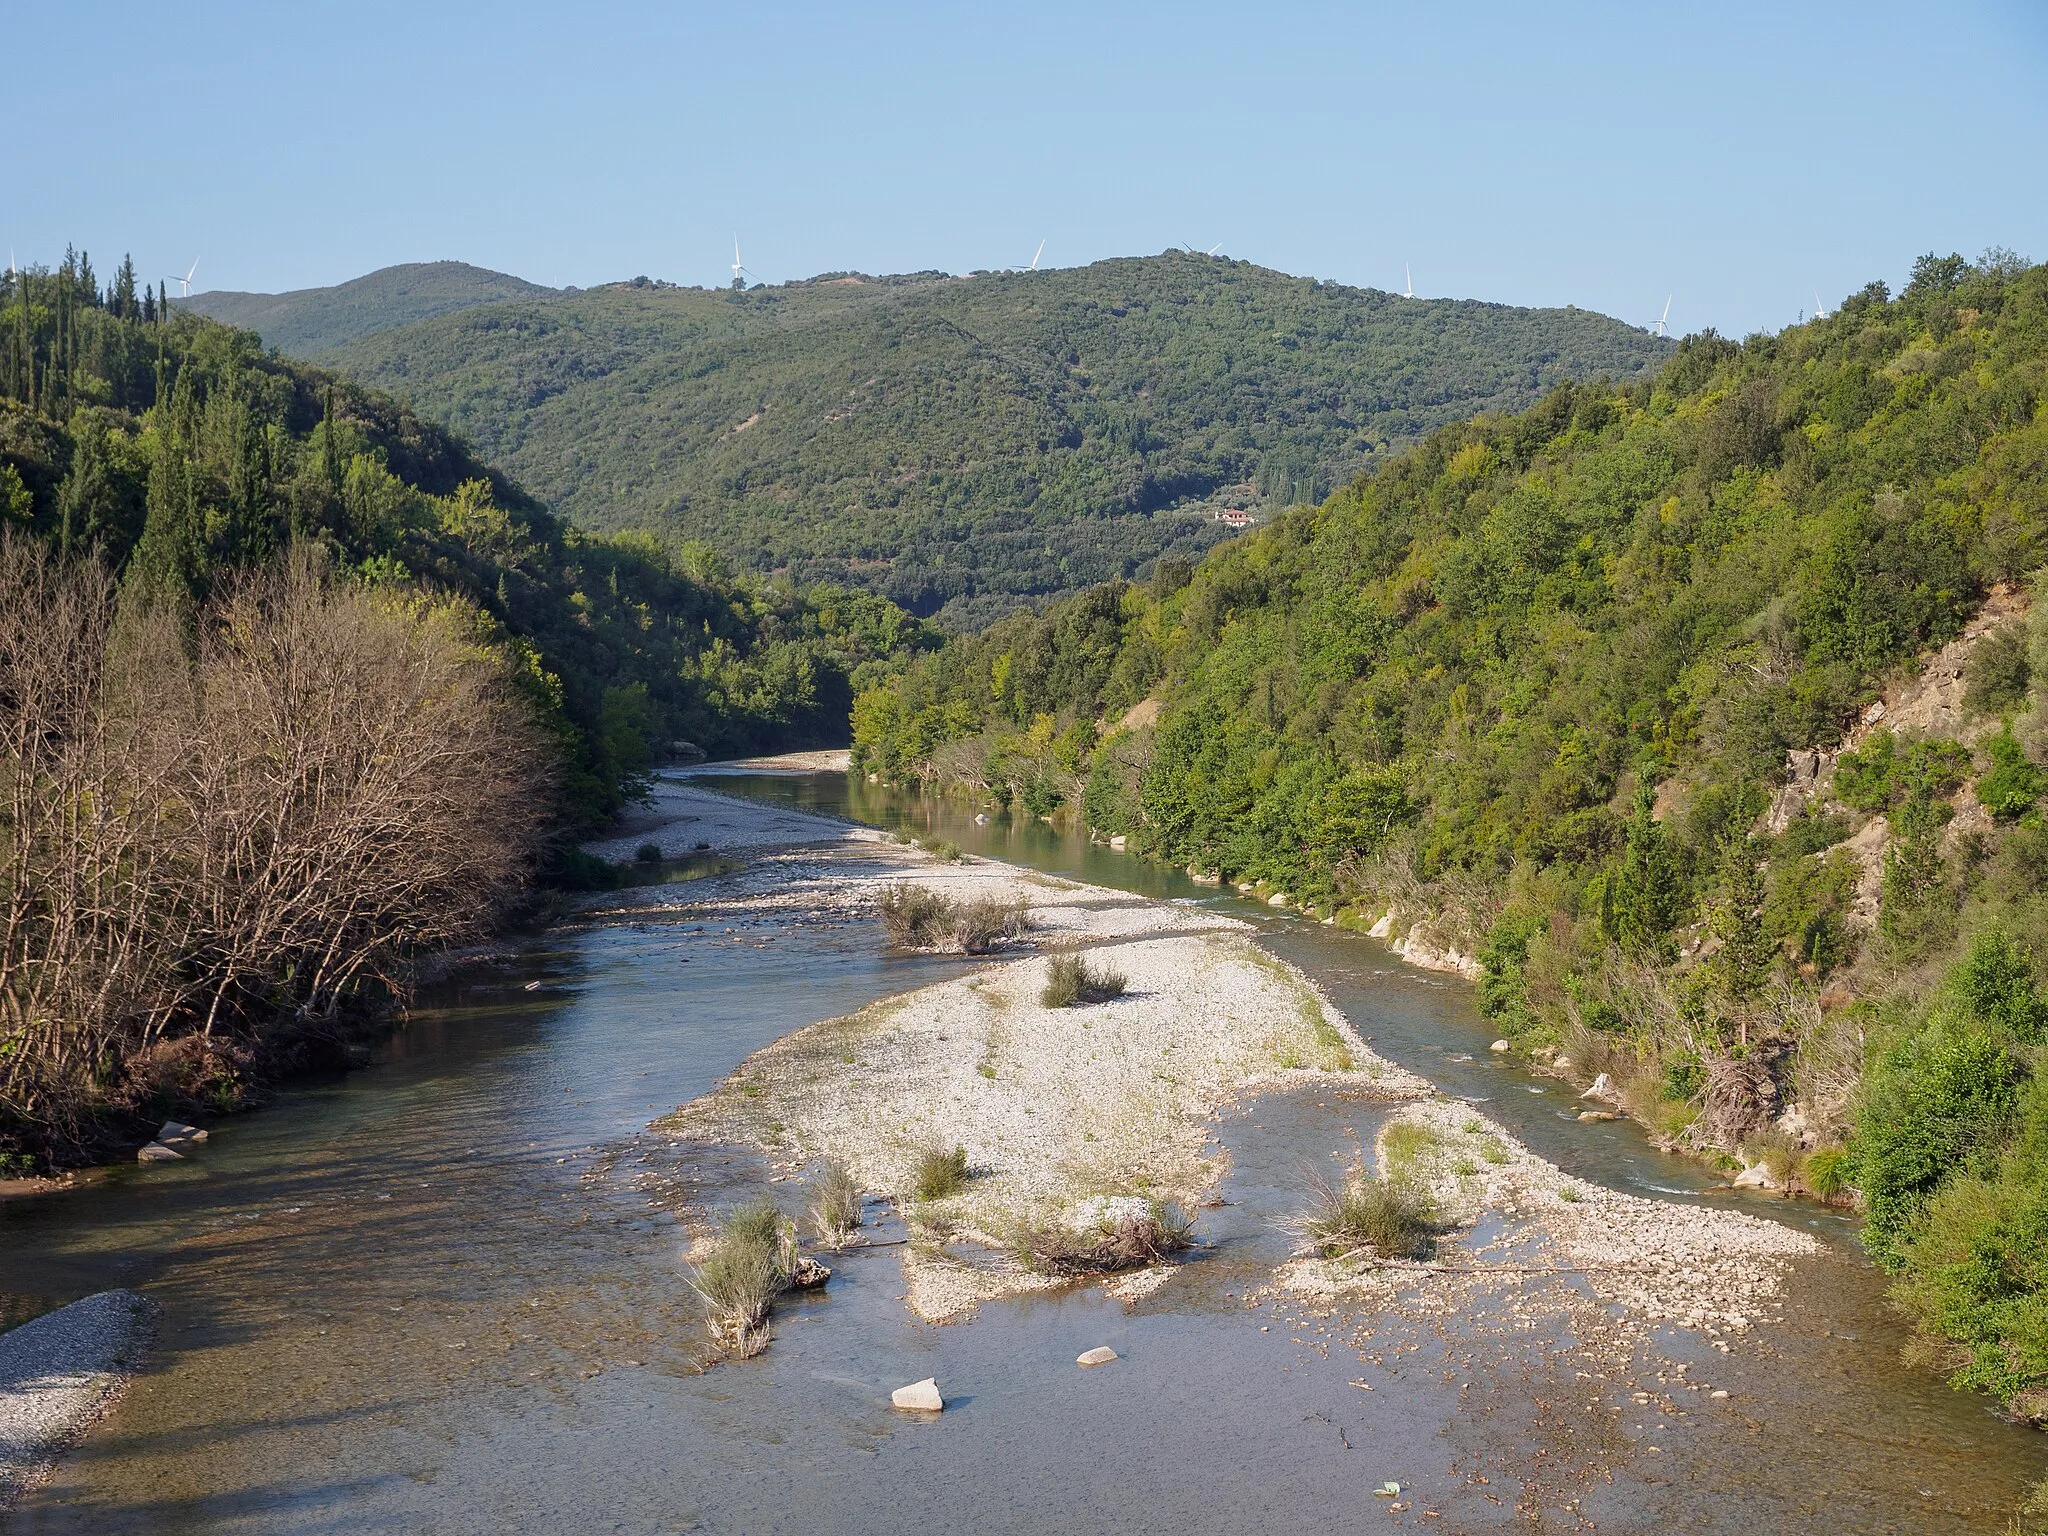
650 778 1821 1348
0 1291 152 1514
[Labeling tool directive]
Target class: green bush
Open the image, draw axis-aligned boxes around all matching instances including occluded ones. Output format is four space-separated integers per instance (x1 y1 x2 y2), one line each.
1805 1146 1853 1199
1963 626 2030 717
1976 722 2047 820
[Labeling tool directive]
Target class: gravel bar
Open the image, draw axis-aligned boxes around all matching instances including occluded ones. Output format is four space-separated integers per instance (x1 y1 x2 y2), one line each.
0 1289 154 1511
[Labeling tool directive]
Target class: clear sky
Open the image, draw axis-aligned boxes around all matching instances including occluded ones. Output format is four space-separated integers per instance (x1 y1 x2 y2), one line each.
11 1 2046 336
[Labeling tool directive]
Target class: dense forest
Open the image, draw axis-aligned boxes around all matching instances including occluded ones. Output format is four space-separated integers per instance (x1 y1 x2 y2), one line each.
0 247 933 1167
852 250 2048 1442
184 261 560 358
317 253 1672 627
1 248 936 830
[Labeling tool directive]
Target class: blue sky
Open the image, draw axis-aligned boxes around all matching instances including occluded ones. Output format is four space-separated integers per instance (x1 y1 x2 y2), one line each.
12 1 2046 335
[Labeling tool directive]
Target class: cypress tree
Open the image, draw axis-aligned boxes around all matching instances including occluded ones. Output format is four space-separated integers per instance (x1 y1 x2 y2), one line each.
1603 780 1685 952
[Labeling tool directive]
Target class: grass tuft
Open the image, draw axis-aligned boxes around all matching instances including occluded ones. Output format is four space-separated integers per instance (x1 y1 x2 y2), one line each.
1298 1167 1435 1261
911 1143 970 1201
1040 952 1128 1007
811 1160 863 1245
690 1198 796 1353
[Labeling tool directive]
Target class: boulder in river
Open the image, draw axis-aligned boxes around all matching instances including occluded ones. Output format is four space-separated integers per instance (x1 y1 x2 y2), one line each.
788 1256 832 1289
135 1142 182 1163
1076 1347 1118 1367
156 1122 208 1150
891 1377 944 1412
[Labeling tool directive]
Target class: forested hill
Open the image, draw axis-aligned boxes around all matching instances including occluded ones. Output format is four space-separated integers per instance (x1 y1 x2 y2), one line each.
322 253 1672 628
850 249 2048 1454
182 261 560 357
0 250 933 834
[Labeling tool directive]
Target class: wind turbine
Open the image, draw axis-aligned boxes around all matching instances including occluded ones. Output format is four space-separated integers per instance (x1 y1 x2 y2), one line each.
1403 264 1414 299
1028 238 1045 271
1813 289 1830 321
167 259 198 298
1651 295 1672 337
729 238 756 291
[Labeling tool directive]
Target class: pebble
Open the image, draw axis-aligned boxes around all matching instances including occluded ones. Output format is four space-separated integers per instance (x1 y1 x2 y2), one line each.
1076 1347 1118 1367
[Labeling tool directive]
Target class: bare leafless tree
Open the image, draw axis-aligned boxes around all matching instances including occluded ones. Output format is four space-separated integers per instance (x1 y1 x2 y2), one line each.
0 537 556 1163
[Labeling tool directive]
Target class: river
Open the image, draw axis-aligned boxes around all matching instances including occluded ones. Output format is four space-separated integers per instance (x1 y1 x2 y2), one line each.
1 770 2039 1532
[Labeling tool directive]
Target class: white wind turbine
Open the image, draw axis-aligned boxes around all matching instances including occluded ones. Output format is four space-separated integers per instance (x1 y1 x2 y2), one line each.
1651 295 1673 337
729 237 755 290
1403 263 1414 298
1813 289 1830 320
167 259 198 298
1028 238 1046 271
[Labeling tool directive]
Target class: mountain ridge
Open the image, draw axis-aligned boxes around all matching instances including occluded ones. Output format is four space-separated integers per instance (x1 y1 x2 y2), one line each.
320 252 1672 625
182 261 560 357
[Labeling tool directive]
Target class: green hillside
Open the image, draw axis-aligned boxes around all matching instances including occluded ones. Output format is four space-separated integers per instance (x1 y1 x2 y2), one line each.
183 261 560 357
326 253 1672 627
0 252 931 835
851 249 2048 1444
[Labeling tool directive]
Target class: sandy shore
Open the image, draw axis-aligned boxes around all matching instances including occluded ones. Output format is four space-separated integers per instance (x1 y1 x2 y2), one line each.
0 1290 153 1512
630 789 1820 1339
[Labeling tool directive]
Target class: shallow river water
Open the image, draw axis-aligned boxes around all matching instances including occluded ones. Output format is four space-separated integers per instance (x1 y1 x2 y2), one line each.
2 770 2041 1532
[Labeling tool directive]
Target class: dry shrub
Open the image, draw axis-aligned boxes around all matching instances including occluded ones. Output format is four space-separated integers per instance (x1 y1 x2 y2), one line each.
879 882 955 947
1787 987 1863 1134
953 895 1029 955
878 883 1027 954
1041 952 1126 1007
1015 1201 1195 1275
1699 1051 1785 1148
0 539 554 1164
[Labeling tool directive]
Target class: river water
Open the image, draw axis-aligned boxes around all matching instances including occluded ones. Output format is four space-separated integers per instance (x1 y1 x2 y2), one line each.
2 771 2040 1532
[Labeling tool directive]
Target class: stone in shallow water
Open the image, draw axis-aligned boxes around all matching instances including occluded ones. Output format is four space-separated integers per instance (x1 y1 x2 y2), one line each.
891 1378 943 1412
789 1256 832 1289
1076 1347 1118 1367
136 1142 182 1163
157 1121 208 1150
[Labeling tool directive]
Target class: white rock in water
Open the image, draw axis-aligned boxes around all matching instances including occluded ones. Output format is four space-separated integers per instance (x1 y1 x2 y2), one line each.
1489 1039 1511 1053
974 813 990 825
1367 912 1394 939
136 1141 182 1163
1268 892 1290 907
1580 1073 1617 1101
157 1121 208 1146
891 1377 944 1411
1076 1347 1119 1367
